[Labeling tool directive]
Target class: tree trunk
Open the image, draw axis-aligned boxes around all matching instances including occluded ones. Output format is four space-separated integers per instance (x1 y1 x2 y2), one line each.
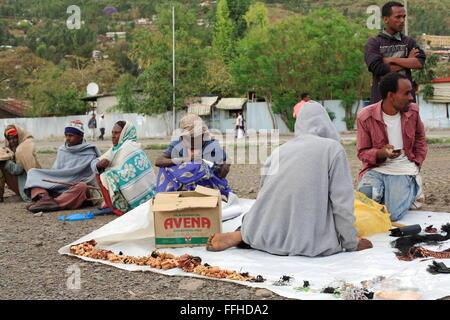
265 95 277 130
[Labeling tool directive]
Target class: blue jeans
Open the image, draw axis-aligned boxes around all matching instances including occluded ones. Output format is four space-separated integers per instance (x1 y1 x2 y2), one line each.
357 170 418 222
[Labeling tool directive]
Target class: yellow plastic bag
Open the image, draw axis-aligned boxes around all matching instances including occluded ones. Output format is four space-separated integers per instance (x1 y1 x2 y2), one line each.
353 191 392 237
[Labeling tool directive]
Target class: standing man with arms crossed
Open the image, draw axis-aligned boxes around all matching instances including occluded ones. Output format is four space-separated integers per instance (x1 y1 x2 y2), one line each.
356 72 428 222
365 1 426 104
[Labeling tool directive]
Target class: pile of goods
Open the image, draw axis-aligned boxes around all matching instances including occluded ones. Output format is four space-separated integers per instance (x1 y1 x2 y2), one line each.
70 240 265 282
391 223 450 261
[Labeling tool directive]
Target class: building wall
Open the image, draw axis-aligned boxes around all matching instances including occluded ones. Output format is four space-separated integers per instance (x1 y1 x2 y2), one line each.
246 102 290 133
96 96 120 115
321 95 450 131
0 114 93 140
0 111 186 140
321 99 362 132
416 94 450 128
213 108 238 132
1 94 448 140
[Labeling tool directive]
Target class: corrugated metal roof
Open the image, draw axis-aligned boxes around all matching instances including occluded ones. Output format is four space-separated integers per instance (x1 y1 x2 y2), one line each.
216 98 247 110
186 96 219 116
0 99 30 117
188 103 212 116
428 82 450 103
200 96 219 107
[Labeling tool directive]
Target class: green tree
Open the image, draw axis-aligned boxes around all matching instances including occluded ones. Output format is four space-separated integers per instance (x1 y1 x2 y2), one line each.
230 27 273 101
244 2 269 29
227 0 254 39
105 40 139 75
414 54 439 84
115 74 141 113
414 54 439 101
212 0 235 62
0 20 16 46
124 3 209 115
231 10 372 130
204 57 236 96
22 21 97 64
409 4 450 37
26 58 119 116
40 89 88 116
26 63 86 116
0 47 48 99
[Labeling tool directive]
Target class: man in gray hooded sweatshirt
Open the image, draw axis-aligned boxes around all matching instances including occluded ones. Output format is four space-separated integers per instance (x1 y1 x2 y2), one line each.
207 102 372 256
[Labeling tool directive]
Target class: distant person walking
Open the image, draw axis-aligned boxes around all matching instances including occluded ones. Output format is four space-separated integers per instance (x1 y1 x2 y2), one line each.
98 114 105 141
88 113 97 141
364 1 426 104
292 93 311 119
236 112 245 139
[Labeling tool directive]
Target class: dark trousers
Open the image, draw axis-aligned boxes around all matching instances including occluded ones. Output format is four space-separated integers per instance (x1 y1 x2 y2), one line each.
99 128 105 140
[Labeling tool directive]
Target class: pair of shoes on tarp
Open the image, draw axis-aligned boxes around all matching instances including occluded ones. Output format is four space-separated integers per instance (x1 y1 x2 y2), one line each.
27 195 59 213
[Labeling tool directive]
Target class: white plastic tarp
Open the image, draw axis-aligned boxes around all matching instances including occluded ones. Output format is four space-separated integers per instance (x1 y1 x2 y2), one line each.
59 198 450 300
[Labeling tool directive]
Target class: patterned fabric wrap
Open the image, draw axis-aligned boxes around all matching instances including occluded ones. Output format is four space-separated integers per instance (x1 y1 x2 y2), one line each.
156 161 232 197
99 121 156 212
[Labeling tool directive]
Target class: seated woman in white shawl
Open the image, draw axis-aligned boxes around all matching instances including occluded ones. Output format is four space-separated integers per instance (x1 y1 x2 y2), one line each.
91 120 156 214
207 102 373 256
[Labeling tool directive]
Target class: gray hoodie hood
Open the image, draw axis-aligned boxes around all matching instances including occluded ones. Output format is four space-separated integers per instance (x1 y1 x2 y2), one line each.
295 101 340 142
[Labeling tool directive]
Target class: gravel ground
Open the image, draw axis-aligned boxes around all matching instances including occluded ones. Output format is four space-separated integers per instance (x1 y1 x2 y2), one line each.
1 141 449 300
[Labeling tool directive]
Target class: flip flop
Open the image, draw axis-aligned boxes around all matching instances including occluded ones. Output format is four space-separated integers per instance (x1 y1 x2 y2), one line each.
28 203 59 213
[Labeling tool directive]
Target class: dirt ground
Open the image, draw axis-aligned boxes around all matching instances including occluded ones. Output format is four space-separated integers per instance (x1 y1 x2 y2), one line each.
1 141 449 300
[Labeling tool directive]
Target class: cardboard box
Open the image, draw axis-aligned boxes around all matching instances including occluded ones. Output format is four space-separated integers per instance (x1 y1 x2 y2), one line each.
152 185 222 248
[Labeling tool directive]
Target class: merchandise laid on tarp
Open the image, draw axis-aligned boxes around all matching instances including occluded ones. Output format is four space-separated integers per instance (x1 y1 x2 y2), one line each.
152 186 222 248
59 197 450 300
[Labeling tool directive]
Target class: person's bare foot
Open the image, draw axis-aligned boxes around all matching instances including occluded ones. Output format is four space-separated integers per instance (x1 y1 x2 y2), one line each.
356 238 373 251
207 231 243 252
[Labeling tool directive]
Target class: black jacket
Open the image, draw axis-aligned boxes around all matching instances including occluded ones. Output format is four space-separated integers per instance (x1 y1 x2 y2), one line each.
364 31 426 104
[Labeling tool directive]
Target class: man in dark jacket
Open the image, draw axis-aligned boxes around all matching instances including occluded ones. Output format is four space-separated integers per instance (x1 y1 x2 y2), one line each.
365 1 426 104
